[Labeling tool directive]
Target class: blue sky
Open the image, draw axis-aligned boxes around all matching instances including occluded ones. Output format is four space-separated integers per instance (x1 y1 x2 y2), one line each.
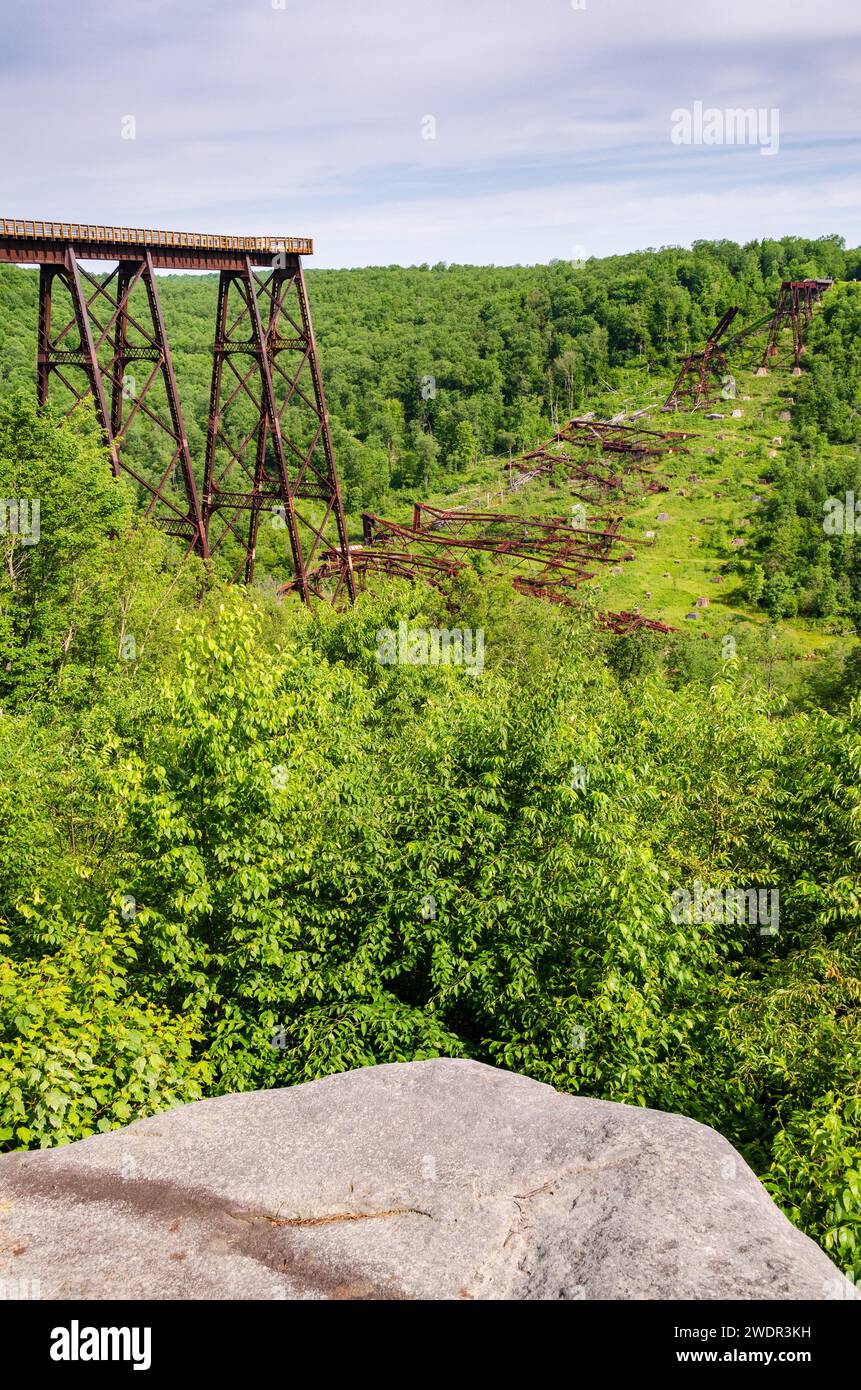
1 0 859 267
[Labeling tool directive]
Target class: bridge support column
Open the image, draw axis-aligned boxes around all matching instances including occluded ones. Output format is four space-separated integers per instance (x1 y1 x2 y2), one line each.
33 248 207 556
202 257 355 602
758 280 830 372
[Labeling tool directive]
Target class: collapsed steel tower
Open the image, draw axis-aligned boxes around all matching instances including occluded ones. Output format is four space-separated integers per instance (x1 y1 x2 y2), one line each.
0 217 354 605
664 307 740 411
279 410 685 631
505 416 692 499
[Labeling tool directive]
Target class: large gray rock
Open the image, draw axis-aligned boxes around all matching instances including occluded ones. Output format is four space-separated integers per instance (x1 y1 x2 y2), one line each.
0 1059 854 1301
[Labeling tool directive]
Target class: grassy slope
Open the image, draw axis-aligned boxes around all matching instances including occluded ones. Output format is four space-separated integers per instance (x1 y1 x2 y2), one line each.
408 302 851 667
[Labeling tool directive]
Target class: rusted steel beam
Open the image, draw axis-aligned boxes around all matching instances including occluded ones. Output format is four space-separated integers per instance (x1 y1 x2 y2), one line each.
295 258 355 601
598 610 677 635
141 251 205 549
0 218 311 269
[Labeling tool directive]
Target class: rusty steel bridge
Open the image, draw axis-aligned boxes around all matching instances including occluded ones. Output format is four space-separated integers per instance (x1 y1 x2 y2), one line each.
0 218 354 605
4 218 807 635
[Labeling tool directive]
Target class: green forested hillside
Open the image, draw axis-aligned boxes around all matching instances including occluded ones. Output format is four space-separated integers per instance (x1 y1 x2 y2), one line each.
1 233 855 510
3 234 860 636
1 239 860 1281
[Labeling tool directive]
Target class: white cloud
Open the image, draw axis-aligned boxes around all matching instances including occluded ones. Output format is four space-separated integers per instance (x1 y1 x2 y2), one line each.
1 0 858 263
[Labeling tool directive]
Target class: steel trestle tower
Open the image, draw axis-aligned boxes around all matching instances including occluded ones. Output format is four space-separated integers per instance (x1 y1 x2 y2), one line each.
0 218 354 605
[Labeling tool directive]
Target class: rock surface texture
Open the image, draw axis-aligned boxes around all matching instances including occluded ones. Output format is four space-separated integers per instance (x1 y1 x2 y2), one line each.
0 1058 855 1300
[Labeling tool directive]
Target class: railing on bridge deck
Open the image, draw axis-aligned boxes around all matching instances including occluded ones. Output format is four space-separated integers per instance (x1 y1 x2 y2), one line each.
0 219 313 257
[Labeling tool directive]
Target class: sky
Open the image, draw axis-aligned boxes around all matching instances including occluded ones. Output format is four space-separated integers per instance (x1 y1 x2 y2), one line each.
1 0 859 268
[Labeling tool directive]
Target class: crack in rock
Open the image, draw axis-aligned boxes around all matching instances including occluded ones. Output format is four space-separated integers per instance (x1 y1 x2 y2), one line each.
242 1206 432 1228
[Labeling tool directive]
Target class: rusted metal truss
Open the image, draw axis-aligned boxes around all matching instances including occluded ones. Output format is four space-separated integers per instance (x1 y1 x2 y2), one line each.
511 577 677 634
280 546 463 600
551 417 696 456
665 307 740 411
34 249 207 552
509 450 671 500
1 219 353 605
598 609 677 635
510 453 626 497
290 502 671 636
758 279 832 371
271 402 682 632
361 511 594 590
363 508 631 574
410 503 626 557
202 259 354 600
505 415 691 500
